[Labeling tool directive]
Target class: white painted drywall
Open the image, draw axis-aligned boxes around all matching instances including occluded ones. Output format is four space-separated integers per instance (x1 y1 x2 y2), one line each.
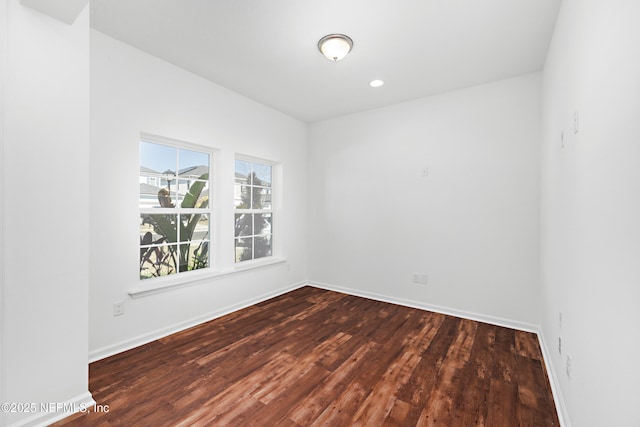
20 0 88 25
89 31 308 359
308 74 541 328
2 2 91 426
540 0 640 426
0 1 6 425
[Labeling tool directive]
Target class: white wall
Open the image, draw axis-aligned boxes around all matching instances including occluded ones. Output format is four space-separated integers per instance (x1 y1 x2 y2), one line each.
308 74 541 329
89 31 308 359
2 1 92 426
540 0 640 426
10 4 638 426
0 1 6 423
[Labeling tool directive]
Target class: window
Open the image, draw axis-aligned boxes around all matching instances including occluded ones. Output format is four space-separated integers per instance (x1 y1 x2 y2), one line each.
139 139 212 279
234 158 273 262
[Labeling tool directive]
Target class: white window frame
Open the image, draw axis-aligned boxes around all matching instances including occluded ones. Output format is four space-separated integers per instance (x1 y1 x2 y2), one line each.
234 155 277 264
138 134 214 282
130 145 286 299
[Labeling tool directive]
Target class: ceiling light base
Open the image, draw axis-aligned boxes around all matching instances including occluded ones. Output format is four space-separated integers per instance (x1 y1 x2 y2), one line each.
318 34 353 61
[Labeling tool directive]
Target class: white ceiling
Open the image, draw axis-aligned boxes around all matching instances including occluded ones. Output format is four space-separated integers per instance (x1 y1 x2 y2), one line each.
90 0 561 123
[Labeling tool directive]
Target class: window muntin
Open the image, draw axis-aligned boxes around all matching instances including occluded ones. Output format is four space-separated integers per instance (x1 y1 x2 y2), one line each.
139 140 212 279
234 159 273 262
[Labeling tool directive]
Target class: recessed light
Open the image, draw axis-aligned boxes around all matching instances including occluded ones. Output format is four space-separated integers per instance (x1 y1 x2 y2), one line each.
369 79 384 88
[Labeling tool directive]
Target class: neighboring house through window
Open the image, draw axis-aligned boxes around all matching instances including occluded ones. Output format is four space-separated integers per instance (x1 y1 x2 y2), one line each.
139 138 212 279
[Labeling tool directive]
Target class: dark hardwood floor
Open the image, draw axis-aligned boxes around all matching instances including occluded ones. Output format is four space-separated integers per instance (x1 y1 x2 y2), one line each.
54 286 559 426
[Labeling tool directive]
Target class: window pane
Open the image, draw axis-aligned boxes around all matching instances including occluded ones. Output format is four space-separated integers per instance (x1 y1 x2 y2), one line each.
140 140 212 279
235 213 253 237
253 163 272 187
177 240 210 273
156 186 178 208
140 141 176 176
235 184 251 209
234 183 242 208
254 213 272 235
140 218 160 244
235 160 251 185
254 187 272 210
254 235 272 259
184 240 210 272
180 213 209 242
178 148 209 174
234 158 275 263
140 243 177 279
140 177 177 209
140 179 166 209
235 237 253 262
177 180 209 208
141 214 178 243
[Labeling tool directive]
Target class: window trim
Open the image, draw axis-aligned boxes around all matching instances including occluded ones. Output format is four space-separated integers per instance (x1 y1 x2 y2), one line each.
131 142 286 298
128 257 287 298
139 133 215 282
234 154 277 263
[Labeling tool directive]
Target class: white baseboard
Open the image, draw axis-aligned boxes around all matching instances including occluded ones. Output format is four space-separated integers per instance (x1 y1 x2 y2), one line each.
307 281 539 332
7 391 95 427
89 281 307 362
537 329 571 427
86 279 570 426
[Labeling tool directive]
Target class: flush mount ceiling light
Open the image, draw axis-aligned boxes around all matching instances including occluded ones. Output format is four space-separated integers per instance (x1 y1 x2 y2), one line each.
369 79 384 88
318 34 353 61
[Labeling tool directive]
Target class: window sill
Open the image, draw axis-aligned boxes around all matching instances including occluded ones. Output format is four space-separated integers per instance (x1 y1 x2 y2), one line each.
129 257 287 299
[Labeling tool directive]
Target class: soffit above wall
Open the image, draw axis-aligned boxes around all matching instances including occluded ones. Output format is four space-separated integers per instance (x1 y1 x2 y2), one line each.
21 0 88 25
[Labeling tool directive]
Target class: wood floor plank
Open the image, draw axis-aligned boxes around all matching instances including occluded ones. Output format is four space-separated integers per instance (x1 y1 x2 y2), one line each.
403 311 445 353
487 378 519 427
515 355 559 426
515 330 543 360
350 350 422 426
288 341 379 425
492 326 517 383
451 323 495 427
53 287 559 427
398 316 461 425
384 398 412 426
310 381 370 427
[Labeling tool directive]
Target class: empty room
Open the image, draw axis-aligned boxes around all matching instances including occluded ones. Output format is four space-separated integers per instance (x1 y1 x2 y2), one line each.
1 0 639 426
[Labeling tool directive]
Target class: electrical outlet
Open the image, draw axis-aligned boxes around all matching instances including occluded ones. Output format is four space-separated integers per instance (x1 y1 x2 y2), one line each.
113 301 125 317
573 111 579 134
421 167 429 177
566 355 572 379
